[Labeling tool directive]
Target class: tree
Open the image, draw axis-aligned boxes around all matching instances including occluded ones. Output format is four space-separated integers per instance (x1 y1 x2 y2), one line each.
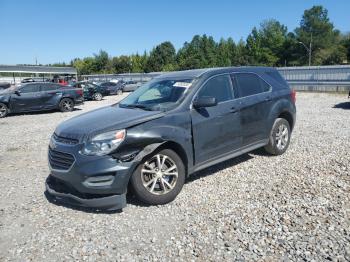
146 41 176 72
93 50 109 73
246 19 288 66
177 35 218 70
72 57 95 75
295 5 345 65
111 55 132 73
131 52 148 73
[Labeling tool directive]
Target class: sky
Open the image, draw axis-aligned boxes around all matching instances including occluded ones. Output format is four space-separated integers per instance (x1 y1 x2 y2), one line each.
0 0 349 65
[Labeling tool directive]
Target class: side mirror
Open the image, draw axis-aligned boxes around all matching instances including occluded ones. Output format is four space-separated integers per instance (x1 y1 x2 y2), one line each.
193 96 217 108
14 90 21 96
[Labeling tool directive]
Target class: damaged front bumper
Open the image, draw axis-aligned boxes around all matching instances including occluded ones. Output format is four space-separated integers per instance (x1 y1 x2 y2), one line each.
45 175 126 211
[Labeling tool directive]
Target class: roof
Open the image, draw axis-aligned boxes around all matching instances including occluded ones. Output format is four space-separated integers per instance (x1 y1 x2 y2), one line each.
0 65 77 74
156 66 276 79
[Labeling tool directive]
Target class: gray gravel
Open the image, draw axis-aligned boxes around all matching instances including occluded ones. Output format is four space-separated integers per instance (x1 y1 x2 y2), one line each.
0 92 349 261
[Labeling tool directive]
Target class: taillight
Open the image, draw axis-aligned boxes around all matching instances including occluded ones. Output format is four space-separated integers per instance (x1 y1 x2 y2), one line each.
75 89 83 96
291 89 296 103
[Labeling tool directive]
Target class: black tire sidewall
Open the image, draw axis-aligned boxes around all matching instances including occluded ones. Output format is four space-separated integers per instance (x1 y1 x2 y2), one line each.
59 98 74 112
130 149 185 205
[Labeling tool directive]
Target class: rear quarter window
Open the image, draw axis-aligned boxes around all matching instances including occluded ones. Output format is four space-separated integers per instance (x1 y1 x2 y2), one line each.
233 73 270 98
265 71 288 88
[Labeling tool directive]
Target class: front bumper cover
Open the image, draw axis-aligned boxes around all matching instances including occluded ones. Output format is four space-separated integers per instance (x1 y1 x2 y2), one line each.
45 175 126 211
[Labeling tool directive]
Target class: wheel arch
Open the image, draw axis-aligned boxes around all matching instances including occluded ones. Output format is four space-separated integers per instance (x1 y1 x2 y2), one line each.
157 141 189 176
278 111 294 131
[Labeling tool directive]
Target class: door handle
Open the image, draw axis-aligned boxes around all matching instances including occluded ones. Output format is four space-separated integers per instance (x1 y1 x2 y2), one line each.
265 96 272 102
229 107 238 113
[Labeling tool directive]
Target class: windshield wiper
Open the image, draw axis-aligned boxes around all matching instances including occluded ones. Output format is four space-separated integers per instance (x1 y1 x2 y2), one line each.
120 103 152 110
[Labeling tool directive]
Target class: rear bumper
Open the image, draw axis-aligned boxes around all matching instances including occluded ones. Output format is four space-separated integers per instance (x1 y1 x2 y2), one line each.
45 175 126 210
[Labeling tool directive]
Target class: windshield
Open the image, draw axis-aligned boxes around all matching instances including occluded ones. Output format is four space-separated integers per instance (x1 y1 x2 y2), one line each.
118 78 194 111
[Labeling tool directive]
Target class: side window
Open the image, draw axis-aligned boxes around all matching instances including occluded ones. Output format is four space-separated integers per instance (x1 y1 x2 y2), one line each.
41 84 59 91
234 73 270 98
198 75 233 103
20 84 40 93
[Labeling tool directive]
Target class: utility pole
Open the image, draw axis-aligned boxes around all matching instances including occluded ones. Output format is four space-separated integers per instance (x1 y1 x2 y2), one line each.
298 32 312 66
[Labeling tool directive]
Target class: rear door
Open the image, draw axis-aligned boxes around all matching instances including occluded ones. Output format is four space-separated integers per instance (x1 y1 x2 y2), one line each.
191 74 242 165
40 83 63 109
11 83 42 112
231 73 272 146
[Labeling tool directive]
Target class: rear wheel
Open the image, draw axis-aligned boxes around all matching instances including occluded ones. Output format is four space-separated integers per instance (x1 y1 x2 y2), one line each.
93 92 103 101
264 118 291 155
59 98 74 112
0 103 8 118
130 149 185 205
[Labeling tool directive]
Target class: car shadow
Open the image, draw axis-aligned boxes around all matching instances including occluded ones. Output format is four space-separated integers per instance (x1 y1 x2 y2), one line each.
333 101 350 110
7 108 82 118
186 153 254 183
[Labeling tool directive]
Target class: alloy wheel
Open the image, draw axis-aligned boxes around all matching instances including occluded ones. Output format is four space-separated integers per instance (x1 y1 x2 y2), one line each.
63 100 73 111
95 93 102 100
141 154 178 195
0 104 7 117
275 124 289 150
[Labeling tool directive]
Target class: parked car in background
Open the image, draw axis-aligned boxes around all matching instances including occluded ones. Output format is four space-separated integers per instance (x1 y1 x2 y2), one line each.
122 80 141 92
0 82 11 90
71 81 106 101
46 66 296 210
0 82 83 118
21 77 50 83
98 81 125 95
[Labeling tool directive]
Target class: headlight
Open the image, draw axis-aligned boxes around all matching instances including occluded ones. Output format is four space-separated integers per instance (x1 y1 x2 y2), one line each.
81 129 126 156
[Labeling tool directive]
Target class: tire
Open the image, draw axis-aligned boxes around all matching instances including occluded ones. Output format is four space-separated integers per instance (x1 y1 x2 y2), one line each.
264 118 291 155
116 89 123 95
0 103 9 118
130 149 185 205
59 98 74 112
93 92 103 101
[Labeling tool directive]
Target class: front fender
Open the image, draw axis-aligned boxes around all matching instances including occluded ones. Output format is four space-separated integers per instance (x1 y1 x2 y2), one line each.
112 111 193 171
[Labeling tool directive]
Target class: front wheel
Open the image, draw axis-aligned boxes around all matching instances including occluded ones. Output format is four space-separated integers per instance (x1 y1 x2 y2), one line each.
0 103 9 118
93 92 103 101
130 149 185 205
264 118 291 155
59 98 74 112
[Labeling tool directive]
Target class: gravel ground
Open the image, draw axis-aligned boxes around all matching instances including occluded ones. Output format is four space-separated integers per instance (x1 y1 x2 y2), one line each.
0 92 349 261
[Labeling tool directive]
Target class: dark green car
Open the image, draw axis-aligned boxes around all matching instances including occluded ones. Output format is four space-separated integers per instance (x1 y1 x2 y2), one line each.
71 82 107 101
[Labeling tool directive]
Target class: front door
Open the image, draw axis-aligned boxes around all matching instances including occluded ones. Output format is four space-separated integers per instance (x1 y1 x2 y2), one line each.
191 74 242 165
11 83 42 112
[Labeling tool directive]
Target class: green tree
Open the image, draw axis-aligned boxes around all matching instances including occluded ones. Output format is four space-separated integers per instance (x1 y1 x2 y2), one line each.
177 35 218 70
295 5 346 65
146 41 176 72
111 55 132 73
93 50 109 72
246 19 288 66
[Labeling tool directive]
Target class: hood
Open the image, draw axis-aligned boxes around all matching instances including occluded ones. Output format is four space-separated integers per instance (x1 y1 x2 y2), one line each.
55 105 165 141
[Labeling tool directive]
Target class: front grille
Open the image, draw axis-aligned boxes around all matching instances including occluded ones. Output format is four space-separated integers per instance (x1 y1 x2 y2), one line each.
49 148 75 171
53 133 79 145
